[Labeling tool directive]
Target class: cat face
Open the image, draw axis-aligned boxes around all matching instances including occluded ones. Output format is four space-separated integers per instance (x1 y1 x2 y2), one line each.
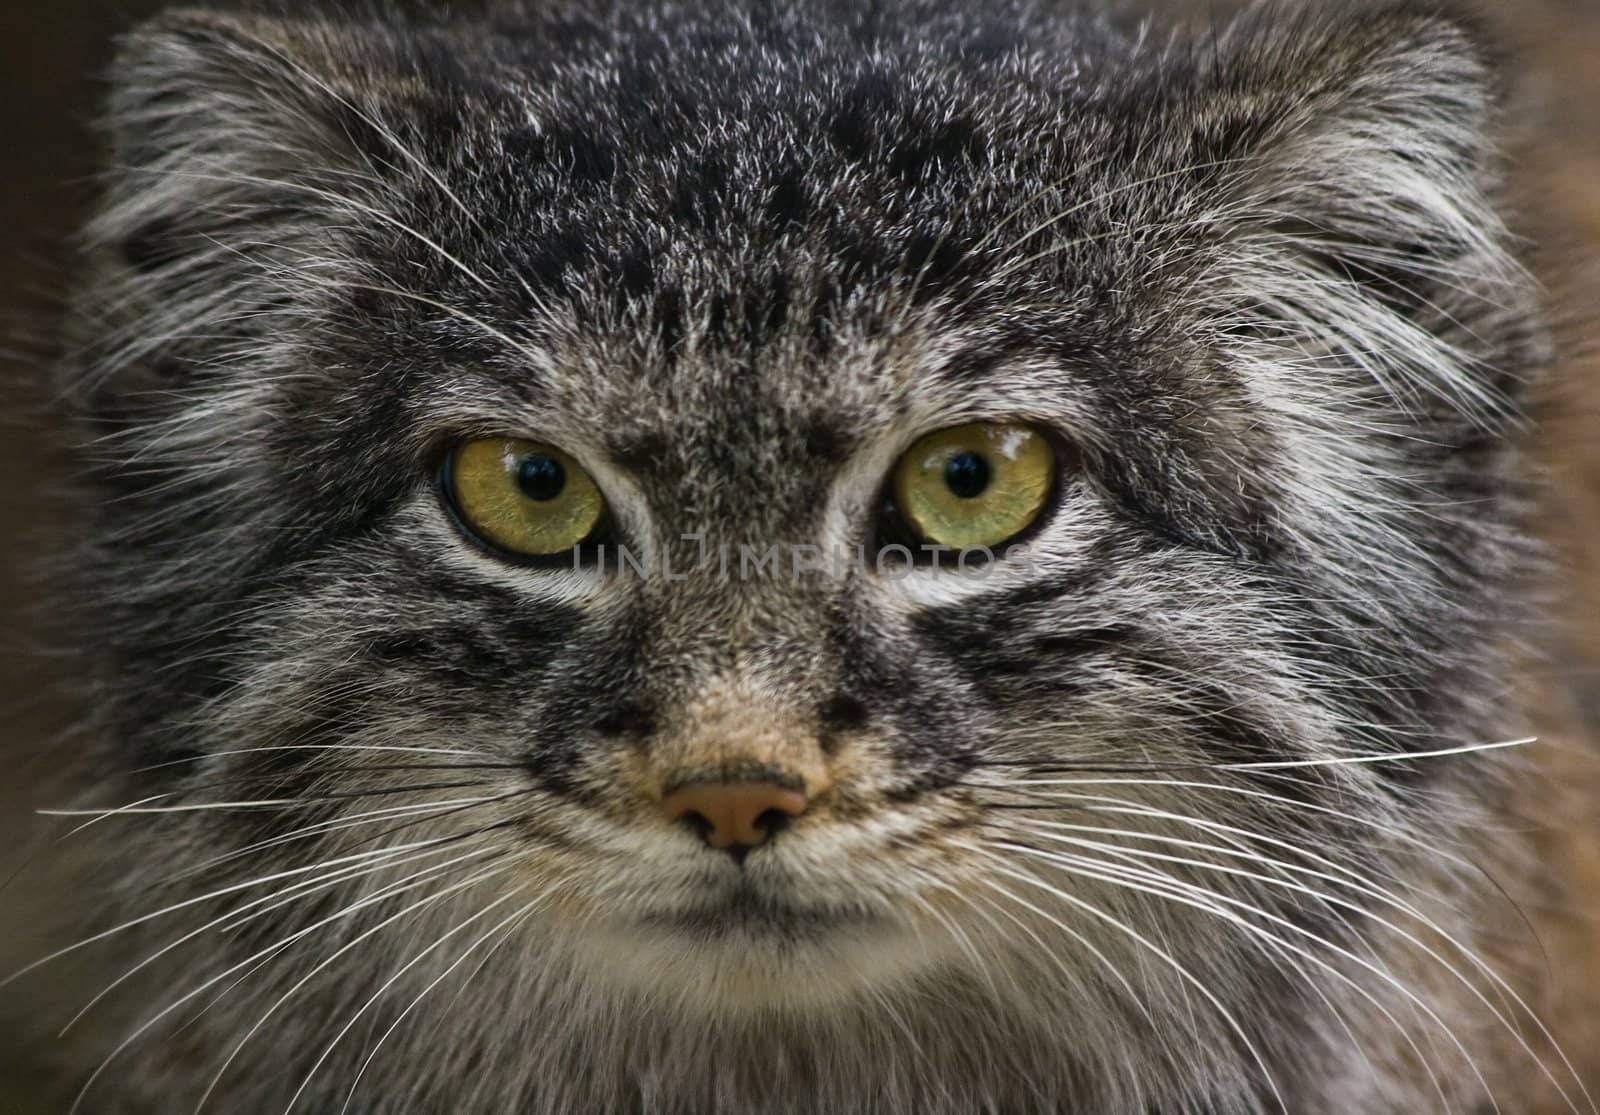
60 0 1543 1105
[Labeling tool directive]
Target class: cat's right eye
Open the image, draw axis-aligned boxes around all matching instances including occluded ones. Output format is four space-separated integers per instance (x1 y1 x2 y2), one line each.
442 438 606 559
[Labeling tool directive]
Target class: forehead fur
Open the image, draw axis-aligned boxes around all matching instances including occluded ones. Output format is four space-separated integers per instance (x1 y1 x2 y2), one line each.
92 0 1507 556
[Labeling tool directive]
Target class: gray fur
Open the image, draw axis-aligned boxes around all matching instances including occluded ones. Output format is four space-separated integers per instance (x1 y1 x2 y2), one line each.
13 0 1584 1111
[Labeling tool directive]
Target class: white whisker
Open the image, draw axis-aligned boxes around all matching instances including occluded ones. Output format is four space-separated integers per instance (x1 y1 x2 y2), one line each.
952 840 1289 1114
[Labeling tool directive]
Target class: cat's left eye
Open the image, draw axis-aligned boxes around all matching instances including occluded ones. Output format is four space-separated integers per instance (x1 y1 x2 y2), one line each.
443 438 605 559
886 422 1057 553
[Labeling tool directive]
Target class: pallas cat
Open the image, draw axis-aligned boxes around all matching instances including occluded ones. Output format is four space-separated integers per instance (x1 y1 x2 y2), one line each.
7 0 1600 1112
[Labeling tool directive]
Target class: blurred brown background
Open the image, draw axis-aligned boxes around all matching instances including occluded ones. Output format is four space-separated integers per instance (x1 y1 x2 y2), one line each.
0 2 167 1103
0 0 1596 1108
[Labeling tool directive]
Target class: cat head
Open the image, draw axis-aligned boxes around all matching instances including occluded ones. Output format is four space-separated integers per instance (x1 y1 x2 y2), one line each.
62 0 1540 1101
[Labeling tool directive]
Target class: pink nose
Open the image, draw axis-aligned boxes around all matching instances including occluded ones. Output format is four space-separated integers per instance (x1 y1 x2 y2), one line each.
660 781 810 857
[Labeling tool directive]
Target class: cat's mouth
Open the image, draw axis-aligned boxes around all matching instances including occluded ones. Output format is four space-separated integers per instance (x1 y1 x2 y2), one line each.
637 879 884 940
563 856 946 1005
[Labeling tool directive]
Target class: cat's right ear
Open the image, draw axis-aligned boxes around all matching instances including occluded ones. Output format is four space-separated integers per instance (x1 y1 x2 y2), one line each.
99 10 425 276
70 12 447 411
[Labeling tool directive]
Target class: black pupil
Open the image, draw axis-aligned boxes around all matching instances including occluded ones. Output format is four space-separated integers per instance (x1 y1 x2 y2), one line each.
516 455 566 501
944 451 991 499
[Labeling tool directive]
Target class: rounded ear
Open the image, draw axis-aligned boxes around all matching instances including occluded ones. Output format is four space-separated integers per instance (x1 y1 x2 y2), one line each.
106 10 395 188
73 10 455 411
1199 3 1533 424
1220 4 1500 254
97 10 439 281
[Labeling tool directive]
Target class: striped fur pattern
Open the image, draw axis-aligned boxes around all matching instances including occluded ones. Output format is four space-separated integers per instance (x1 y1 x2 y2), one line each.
18 0 1586 1111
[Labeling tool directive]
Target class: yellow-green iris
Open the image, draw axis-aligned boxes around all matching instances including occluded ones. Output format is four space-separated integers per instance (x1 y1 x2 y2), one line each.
447 438 604 557
891 423 1055 550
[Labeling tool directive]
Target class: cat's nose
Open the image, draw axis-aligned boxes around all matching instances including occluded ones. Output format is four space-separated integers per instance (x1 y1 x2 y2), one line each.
660 780 810 863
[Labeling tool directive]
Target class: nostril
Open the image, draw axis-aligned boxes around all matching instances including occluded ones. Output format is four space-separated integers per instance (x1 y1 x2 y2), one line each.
752 808 793 840
676 809 714 843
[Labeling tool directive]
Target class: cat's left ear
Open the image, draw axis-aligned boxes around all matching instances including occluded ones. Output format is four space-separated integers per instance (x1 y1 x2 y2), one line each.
1202 3 1531 414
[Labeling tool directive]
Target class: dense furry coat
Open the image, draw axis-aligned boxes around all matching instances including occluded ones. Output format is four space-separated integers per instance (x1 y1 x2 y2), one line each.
8 0 1598 1111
